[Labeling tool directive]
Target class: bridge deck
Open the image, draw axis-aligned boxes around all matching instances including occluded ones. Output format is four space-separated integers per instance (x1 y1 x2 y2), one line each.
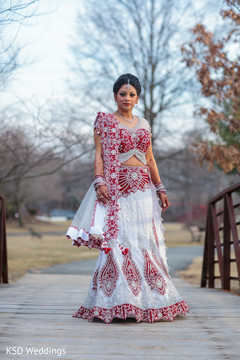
0 272 240 360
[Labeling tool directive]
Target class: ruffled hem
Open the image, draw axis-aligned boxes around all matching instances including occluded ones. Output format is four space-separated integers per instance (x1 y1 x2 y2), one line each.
66 226 103 250
66 226 129 254
72 300 190 324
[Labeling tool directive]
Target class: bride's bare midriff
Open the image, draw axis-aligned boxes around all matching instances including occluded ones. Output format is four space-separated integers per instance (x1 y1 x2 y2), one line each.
121 155 145 167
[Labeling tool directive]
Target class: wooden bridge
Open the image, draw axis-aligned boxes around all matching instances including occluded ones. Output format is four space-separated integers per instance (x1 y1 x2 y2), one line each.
201 181 240 292
0 267 240 359
1 183 240 359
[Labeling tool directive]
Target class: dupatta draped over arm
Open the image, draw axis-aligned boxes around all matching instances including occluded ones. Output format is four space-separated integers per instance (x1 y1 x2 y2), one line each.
94 112 123 252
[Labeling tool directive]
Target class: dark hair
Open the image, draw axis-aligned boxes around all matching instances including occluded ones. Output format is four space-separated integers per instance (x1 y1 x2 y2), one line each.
113 73 141 96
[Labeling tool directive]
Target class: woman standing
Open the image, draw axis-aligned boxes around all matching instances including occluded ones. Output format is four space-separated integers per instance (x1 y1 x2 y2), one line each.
66 73 190 323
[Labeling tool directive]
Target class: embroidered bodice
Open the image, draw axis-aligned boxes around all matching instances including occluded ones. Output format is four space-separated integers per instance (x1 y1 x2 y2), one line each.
118 117 151 165
92 112 151 250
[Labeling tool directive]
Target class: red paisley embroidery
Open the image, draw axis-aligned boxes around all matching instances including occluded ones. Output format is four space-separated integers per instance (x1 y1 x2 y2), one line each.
151 250 170 279
92 269 99 291
99 252 119 297
142 250 166 295
73 300 190 323
122 252 141 296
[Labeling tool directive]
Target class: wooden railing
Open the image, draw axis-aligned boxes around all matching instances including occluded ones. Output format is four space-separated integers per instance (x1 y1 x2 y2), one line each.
201 181 240 291
0 195 8 284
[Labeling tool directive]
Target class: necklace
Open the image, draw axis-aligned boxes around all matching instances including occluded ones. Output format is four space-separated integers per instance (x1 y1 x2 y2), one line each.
116 112 133 124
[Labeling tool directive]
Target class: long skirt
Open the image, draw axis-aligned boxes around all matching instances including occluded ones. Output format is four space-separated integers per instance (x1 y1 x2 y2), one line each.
66 165 190 323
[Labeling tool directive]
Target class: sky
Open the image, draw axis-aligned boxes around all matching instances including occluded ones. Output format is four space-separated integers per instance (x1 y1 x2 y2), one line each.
0 0 230 147
1 0 80 106
1 0 221 109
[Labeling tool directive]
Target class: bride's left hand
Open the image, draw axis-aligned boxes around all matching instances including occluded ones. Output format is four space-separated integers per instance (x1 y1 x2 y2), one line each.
157 192 169 211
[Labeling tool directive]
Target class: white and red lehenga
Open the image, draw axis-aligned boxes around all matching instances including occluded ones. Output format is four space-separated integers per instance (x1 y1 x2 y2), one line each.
66 112 190 323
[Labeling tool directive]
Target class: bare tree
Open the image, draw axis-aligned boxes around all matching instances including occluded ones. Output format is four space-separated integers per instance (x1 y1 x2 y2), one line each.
0 1 96 225
0 106 93 225
0 106 93 185
0 0 42 89
70 0 195 145
2 168 65 227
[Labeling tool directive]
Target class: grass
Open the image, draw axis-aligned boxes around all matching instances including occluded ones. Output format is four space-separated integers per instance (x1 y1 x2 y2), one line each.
6 220 98 283
177 254 240 296
5 220 204 283
163 222 203 247
177 257 203 287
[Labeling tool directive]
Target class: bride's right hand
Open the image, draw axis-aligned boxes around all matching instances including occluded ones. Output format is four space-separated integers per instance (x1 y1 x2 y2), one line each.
97 185 111 205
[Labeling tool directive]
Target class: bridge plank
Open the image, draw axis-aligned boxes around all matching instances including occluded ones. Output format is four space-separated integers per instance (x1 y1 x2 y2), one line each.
0 274 240 360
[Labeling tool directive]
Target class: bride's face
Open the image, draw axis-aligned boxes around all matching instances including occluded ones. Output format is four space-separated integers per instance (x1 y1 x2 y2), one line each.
114 84 139 112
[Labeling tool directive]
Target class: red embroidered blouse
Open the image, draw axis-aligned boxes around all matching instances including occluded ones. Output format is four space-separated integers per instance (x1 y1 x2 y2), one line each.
118 117 151 165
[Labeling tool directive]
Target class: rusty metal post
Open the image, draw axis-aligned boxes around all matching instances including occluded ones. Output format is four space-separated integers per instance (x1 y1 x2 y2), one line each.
0 195 8 284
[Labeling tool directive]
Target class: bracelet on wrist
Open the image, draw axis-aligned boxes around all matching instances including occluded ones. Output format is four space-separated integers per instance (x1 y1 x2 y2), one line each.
93 175 106 190
154 181 167 194
93 174 104 180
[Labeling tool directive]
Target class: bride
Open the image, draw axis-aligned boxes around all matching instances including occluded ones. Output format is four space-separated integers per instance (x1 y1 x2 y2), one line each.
66 73 190 323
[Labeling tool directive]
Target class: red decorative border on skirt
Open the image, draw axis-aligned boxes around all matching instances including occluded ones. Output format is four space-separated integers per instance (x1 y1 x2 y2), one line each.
70 235 103 250
72 300 190 323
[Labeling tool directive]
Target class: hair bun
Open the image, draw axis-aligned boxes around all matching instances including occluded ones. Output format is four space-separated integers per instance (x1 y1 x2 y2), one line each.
113 73 141 96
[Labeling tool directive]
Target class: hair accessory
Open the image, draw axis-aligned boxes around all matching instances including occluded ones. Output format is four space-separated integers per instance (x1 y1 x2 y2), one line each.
127 79 130 88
